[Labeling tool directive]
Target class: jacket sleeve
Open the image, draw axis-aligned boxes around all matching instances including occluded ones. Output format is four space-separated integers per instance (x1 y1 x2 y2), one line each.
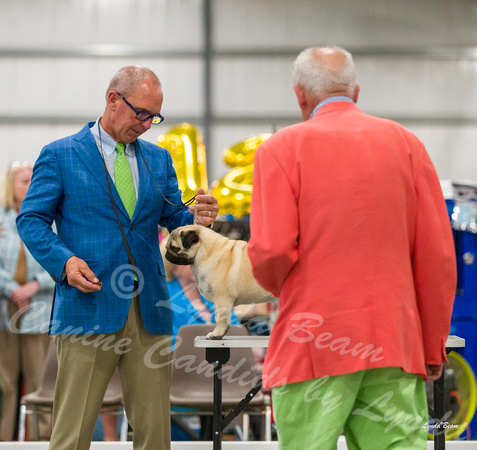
412 140 457 365
0 268 19 297
248 139 299 297
16 146 75 284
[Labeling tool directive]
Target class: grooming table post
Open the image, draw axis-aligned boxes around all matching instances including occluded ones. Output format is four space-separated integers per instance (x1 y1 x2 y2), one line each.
195 336 270 450
205 346 230 449
433 336 465 450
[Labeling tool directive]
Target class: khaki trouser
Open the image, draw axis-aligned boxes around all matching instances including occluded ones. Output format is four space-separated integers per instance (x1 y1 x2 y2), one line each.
50 296 172 450
0 331 51 441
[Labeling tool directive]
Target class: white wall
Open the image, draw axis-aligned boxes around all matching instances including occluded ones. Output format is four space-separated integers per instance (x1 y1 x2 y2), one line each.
0 0 477 185
211 0 477 181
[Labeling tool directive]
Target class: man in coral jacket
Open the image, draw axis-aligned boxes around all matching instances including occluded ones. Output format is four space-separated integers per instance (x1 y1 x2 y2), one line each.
248 47 456 449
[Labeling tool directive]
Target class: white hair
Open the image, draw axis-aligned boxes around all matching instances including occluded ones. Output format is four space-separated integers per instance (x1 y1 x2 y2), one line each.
292 46 356 98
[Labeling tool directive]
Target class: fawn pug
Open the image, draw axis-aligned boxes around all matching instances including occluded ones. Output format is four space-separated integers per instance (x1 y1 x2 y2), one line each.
165 224 274 339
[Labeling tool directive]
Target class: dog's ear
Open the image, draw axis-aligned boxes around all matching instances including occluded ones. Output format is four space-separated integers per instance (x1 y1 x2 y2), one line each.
181 230 200 249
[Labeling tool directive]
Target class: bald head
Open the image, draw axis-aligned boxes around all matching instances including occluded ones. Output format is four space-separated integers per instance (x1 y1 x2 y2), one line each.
291 46 359 120
292 46 357 100
101 65 164 143
106 65 161 99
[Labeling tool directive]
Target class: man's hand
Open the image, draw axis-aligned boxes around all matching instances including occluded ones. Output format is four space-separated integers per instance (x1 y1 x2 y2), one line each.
189 187 219 227
65 256 102 293
426 364 443 381
0 224 5 239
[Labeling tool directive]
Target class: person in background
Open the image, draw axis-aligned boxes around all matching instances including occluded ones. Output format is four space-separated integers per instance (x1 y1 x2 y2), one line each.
0 227 3 438
248 46 457 449
16 66 217 450
0 369 3 436
99 413 120 441
0 161 54 441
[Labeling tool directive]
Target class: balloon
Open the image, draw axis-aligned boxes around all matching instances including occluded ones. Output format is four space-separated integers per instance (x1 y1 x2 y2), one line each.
211 165 254 218
211 134 271 218
157 126 271 218
223 134 272 167
156 123 208 201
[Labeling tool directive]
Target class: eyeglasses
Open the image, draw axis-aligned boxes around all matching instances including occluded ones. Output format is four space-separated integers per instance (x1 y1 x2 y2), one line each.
116 91 164 125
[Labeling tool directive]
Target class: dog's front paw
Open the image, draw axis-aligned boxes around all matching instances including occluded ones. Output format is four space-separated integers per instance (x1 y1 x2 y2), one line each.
206 331 224 340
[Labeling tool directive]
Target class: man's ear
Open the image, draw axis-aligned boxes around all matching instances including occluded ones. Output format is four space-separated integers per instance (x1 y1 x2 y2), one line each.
293 85 307 111
106 90 120 111
353 83 360 103
181 230 200 249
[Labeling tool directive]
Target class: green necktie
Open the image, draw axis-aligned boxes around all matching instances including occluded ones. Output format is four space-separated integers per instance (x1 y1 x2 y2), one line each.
114 143 136 219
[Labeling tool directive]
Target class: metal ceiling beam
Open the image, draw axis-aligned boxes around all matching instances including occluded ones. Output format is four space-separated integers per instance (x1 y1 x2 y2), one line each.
1 114 477 127
0 46 201 59
203 0 213 153
1 46 477 60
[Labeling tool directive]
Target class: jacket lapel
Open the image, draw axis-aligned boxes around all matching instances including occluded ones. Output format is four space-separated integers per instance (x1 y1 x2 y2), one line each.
72 124 130 221
133 140 152 220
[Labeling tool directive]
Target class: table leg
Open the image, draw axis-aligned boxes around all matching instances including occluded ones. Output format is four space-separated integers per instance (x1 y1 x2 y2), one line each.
433 370 445 450
213 361 223 450
206 347 230 450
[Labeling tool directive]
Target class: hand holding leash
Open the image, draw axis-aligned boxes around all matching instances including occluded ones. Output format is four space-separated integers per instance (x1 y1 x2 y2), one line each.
189 187 218 227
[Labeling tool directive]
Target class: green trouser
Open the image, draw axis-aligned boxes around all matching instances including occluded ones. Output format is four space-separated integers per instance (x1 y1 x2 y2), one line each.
272 367 427 450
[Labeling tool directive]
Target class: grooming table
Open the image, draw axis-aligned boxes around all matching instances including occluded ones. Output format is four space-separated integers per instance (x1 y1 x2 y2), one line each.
195 334 465 450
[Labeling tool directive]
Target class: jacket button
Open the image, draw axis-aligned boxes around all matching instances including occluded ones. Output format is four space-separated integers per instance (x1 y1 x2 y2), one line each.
130 225 134 231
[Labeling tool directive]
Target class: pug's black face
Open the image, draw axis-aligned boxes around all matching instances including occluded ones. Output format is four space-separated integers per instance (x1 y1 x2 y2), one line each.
165 249 194 266
165 229 200 266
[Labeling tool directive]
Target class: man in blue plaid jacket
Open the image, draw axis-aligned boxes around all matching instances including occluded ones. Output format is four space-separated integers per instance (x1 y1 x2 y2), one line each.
17 65 218 450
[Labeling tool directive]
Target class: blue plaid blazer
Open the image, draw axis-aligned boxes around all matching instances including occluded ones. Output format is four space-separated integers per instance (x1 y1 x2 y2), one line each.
17 122 193 335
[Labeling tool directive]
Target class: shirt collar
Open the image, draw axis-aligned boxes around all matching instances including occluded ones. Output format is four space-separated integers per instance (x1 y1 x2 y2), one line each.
309 95 355 120
90 117 135 157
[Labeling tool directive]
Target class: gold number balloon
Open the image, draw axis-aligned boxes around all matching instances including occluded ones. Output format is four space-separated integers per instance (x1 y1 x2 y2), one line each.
223 133 273 167
156 123 208 200
212 134 271 218
212 165 254 218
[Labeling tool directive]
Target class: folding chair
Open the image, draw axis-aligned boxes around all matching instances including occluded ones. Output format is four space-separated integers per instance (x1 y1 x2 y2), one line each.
18 340 128 441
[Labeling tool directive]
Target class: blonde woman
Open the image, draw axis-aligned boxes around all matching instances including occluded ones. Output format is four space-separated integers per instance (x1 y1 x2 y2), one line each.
0 161 54 441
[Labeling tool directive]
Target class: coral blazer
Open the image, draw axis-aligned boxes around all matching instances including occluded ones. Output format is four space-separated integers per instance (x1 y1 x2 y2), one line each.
248 102 456 388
